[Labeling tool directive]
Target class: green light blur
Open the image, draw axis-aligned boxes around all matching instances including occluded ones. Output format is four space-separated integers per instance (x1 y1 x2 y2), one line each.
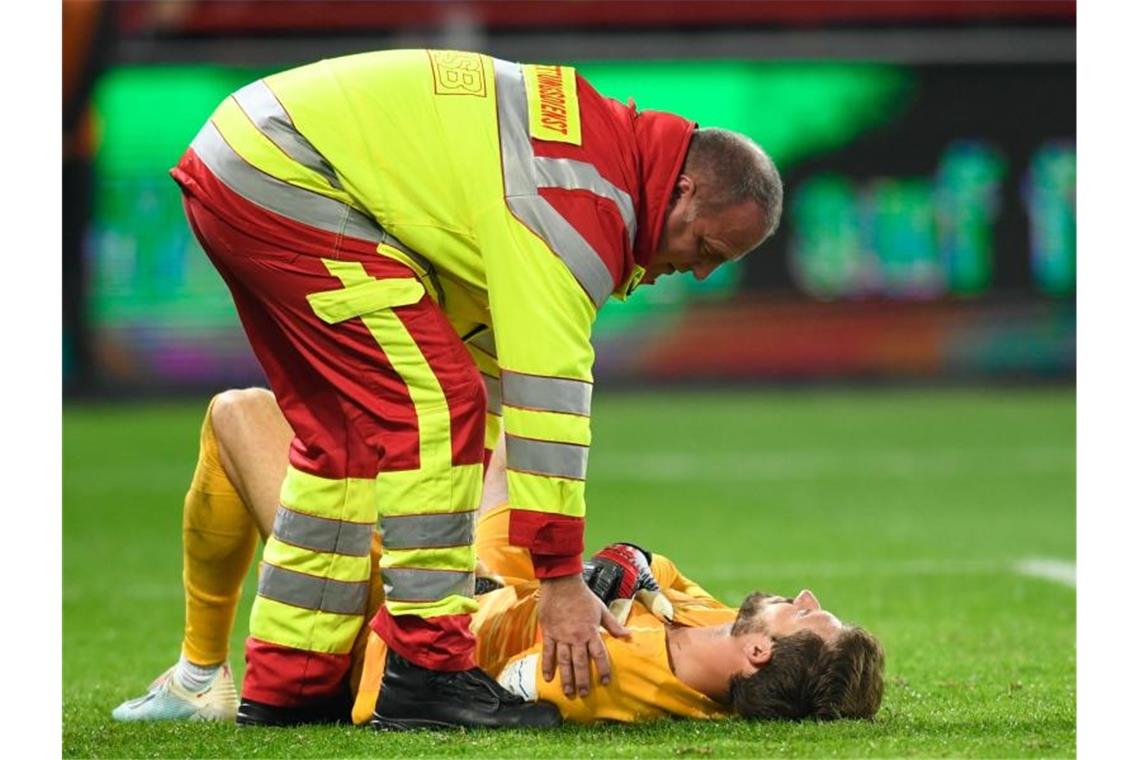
93 65 276 176
935 141 1006 295
574 60 912 169
1025 142 1076 295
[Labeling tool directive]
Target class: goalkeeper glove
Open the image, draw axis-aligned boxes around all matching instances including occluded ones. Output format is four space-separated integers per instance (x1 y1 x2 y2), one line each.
582 543 674 624
474 557 505 595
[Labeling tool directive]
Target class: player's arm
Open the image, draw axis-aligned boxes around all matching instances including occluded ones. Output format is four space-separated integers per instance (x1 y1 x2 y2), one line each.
594 545 724 607
648 553 723 604
584 543 728 613
584 544 675 624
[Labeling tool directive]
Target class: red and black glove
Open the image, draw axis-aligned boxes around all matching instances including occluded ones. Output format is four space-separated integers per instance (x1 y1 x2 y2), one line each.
582 543 674 624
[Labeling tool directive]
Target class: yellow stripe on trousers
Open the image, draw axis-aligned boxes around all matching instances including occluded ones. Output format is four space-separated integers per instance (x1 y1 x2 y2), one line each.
325 260 480 619
251 259 482 651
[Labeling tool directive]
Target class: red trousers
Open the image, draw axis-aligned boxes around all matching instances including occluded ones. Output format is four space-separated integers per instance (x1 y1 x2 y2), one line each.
174 150 485 707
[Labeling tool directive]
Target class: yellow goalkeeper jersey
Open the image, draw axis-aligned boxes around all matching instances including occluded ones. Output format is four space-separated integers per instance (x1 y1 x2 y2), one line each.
350 507 736 723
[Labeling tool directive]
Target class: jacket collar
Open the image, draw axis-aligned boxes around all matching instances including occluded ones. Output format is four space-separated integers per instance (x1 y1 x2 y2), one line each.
628 108 695 268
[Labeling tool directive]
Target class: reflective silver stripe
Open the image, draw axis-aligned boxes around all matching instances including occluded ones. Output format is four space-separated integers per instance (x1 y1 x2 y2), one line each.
493 60 615 309
469 330 497 359
191 121 385 243
231 80 342 190
258 564 368 615
380 511 475 550
197 102 429 268
534 156 637 248
502 371 591 416
483 373 503 415
382 568 474 603
272 507 373 557
506 435 588 480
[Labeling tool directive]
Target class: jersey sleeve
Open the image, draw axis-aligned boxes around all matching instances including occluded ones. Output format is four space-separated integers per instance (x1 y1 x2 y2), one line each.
650 552 721 602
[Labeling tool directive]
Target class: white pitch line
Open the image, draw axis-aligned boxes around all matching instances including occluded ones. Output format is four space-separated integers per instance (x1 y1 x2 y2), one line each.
1013 557 1076 588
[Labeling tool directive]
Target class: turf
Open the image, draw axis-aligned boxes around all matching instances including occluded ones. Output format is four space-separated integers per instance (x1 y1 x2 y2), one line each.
63 388 1075 757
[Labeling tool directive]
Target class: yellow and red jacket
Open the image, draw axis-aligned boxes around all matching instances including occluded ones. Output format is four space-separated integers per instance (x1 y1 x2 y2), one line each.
175 50 694 577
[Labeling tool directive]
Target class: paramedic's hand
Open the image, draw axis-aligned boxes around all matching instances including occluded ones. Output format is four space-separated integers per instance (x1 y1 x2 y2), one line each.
583 543 675 625
538 574 630 699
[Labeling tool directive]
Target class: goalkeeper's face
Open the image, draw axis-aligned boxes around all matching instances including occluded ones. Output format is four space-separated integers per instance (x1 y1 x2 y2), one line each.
731 589 843 644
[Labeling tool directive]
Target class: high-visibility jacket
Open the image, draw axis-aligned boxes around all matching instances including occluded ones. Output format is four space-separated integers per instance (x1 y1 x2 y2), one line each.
186 49 694 577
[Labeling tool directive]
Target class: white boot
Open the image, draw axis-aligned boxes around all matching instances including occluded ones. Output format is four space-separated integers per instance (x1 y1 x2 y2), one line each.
111 663 238 722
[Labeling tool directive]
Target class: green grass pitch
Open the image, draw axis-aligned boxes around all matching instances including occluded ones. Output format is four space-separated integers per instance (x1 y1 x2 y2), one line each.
63 388 1075 757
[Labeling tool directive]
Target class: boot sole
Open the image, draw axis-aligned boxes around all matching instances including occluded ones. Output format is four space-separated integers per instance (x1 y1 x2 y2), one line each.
370 714 462 731
371 713 562 731
236 704 349 727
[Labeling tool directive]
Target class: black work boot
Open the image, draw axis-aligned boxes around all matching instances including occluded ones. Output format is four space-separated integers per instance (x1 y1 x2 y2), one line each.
236 691 352 727
370 651 562 730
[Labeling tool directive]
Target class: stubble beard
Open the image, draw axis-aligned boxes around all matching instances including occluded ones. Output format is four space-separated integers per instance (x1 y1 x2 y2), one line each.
730 591 782 636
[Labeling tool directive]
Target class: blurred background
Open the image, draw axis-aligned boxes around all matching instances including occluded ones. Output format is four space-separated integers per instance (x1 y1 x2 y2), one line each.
62 0 1075 396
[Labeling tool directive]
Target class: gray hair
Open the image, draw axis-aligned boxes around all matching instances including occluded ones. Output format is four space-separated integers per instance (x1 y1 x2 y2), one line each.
684 128 783 244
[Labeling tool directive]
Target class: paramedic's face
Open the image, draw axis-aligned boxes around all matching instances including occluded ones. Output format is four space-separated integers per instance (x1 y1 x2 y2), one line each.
646 175 766 285
733 590 843 644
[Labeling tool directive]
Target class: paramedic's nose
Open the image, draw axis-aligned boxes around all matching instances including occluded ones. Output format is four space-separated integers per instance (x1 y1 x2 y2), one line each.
691 260 716 281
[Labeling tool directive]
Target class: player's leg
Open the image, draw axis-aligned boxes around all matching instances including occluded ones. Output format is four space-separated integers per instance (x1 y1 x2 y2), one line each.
180 391 285 669
210 385 388 680
209 387 293 537
112 394 263 721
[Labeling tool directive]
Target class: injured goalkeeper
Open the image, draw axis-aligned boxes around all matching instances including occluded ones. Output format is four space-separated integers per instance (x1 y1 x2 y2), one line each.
111 389 884 725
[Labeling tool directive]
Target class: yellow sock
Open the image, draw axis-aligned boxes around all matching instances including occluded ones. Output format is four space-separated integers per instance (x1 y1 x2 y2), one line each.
181 398 259 666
